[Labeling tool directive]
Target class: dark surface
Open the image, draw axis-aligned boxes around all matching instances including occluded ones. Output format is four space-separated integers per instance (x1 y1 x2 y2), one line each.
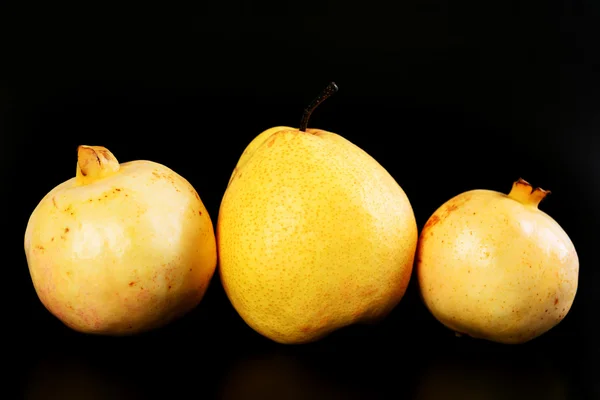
4 3 599 399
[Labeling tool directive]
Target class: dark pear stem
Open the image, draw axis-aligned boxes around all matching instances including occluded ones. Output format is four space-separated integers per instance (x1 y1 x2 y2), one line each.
299 82 339 132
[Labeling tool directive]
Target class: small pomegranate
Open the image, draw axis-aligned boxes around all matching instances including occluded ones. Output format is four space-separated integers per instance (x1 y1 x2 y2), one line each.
24 145 217 335
417 178 579 344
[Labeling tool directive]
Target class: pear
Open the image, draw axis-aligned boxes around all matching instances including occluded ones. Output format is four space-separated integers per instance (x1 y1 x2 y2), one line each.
417 178 579 344
217 83 418 344
24 146 217 335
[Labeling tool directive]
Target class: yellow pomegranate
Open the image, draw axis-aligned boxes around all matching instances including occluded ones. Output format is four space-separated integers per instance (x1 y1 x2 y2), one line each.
24 145 217 335
217 83 418 344
417 178 579 344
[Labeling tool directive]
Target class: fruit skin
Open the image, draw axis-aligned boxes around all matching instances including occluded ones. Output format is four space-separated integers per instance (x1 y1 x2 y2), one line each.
24 145 217 335
217 127 418 344
417 178 579 344
227 126 290 187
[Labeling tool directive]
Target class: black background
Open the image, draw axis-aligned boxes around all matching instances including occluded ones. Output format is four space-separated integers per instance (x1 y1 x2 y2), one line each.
5 2 600 399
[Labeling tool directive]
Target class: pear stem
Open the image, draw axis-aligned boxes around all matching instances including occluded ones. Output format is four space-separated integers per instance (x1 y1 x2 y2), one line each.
299 82 339 132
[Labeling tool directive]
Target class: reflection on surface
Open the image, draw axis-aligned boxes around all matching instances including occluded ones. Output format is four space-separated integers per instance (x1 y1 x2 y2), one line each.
25 355 141 400
413 355 569 400
22 333 579 400
218 352 366 400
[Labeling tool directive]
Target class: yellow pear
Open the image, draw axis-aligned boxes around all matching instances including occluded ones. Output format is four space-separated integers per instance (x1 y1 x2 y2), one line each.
24 145 217 335
217 83 418 344
417 178 579 344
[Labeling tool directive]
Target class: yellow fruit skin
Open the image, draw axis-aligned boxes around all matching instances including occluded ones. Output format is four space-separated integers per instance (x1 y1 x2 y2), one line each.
227 126 292 186
24 147 217 335
217 128 418 344
417 182 579 344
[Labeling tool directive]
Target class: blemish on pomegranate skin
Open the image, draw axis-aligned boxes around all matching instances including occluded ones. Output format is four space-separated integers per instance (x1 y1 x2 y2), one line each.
64 227 70 233
129 281 136 287
52 197 58 208
198 211 202 216
445 203 459 214
35 245 45 250
168 285 172 290
554 298 559 305
443 195 471 217
115 188 121 192
300 326 311 333
424 215 440 230
62 205 75 216
51 237 55 241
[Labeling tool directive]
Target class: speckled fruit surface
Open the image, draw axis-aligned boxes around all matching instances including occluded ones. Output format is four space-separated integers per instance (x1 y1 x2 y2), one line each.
217 127 418 344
